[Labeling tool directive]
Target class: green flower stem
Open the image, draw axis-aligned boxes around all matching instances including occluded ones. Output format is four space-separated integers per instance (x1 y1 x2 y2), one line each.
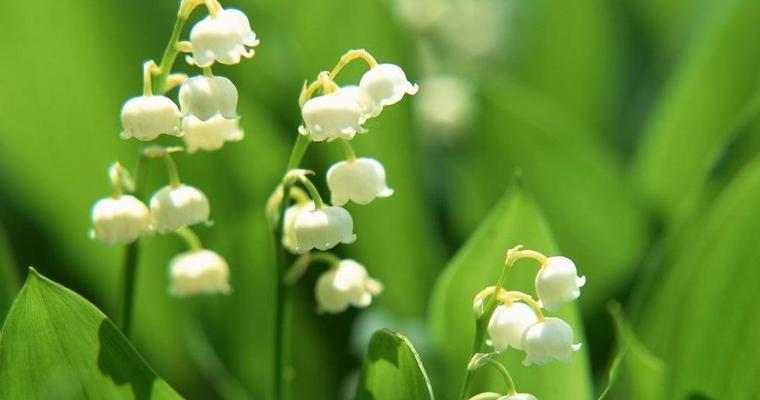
484 358 517 396
163 153 182 188
338 139 357 161
273 133 312 400
296 175 325 209
175 227 202 251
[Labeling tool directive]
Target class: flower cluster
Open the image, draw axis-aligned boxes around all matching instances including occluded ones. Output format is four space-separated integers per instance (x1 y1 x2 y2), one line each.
467 245 586 399
272 49 416 313
91 0 259 297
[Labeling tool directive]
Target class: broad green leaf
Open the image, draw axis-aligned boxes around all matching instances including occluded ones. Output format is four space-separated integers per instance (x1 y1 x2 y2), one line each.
632 0 760 218
0 268 181 399
0 219 19 324
355 329 433 400
429 184 592 400
636 156 760 398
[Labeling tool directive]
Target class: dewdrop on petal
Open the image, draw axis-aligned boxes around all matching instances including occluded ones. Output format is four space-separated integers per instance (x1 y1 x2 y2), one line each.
293 206 356 253
179 75 239 120
187 8 259 68
298 93 366 142
150 184 210 234
535 256 586 311
521 317 581 366
498 394 538 400
358 63 418 118
282 200 315 253
327 158 393 206
182 114 243 153
487 302 538 352
169 249 231 297
315 259 383 313
91 195 152 245
120 95 181 141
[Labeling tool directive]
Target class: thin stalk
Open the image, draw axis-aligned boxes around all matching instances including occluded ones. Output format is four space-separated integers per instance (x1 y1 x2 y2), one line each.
119 154 148 336
153 15 190 94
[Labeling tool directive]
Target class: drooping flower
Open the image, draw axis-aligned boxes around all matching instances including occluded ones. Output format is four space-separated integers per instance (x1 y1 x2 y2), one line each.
150 184 210 234
179 75 239 120
169 249 231 297
293 206 356 253
487 302 538 352
282 200 315 253
90 195 152 245
498 394 538 400
315 259 382 313
120 95 181 141
187 8 259 67
327 158 393 206
535 256 586 311
182 114 243 153
298 92 366 142
414 75 475 137
521 317 581 366
358 63 418 117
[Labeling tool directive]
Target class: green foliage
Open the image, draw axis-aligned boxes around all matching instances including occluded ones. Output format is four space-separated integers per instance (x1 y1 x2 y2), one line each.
429 184 592 400
0 221 19 324
355 329 434 400
0 268 181 399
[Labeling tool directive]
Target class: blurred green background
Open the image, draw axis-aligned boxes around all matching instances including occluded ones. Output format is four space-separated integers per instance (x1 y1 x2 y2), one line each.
1 0 759 399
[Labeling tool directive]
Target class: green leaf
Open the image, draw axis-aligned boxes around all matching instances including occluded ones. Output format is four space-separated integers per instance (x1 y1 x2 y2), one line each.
0 219 19 324
636 156 760 398
0 268 182 399
429 183 592 400
632 0 760 218
355 329 433 400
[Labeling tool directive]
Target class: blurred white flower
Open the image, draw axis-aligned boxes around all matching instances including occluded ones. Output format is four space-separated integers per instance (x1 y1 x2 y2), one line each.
327 158 393 206
298 92 366 141
359 63 418 118
521 317 581 366
90 195 152 245
390 0 448 32
315 259 382 313
282 200 315 253
293 206 356 253
535 256 586 311
437 0 506 58
169 249 231 297
187 8 259 67
415 75 475 139
487 302 538 352
150 184 210 234
182 114 243 153
498 394 538 400
120 95 181 141
179 75 238 120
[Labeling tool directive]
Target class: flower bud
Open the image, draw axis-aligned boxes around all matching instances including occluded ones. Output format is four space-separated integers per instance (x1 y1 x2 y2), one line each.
150 184 210 234
327 158 393 206
182 115 243 153
498 394 537 400
521 317 581 366
187 9 259 67
282 201 315 253
358 63 418 117
535 256 586 311
169 249 231 297
487 302 538 352
91 195 152 245
179 75 238 120
293 206 356 253
315 259 382 313
120 95 181 141
298 93 366 142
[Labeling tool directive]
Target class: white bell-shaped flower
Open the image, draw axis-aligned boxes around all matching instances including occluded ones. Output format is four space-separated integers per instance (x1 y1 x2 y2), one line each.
293 205 356 253
487 302 538 352
179 75 238 120
498 394 537 400
315 259 383 313
535 256 586 311
298 92 366 142
91 195 152 245
150 184 210 234
187 8 259 67
282 201 315 253
182 114 243 153
327 158 393 206
335 85 373 122
521 317 581 366
169 249 231 297
358 63 419 118
120 95 181 141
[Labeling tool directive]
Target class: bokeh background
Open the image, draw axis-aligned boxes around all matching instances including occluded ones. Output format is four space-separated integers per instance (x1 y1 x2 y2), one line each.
1 0 759 399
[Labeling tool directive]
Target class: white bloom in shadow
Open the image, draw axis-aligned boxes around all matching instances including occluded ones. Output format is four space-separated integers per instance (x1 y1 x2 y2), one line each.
521 317 581 366
293 206 356 253
182 114 243 153
315 259 382 313
91 195 152 245
498 394 537 400
179 75 238 120
120 95 181 141
535 256 586 311
327 158 393 206
169 249 231 297
282 200 315 254
150 184 210 234
187 9 259 67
